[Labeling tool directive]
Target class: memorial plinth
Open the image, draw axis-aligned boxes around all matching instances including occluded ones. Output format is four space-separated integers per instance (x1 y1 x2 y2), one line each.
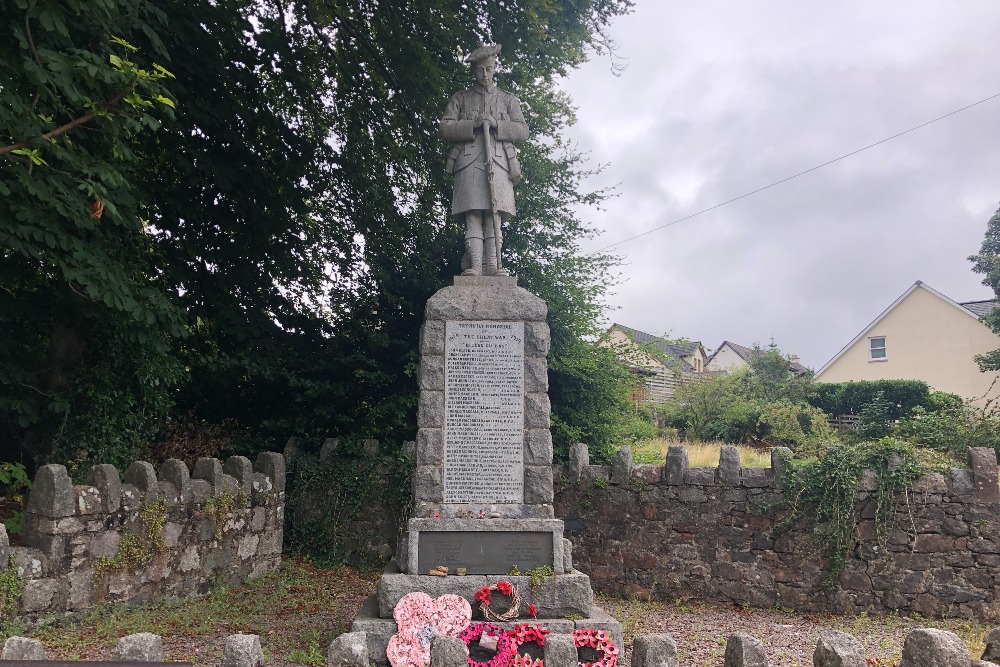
350 275 621 664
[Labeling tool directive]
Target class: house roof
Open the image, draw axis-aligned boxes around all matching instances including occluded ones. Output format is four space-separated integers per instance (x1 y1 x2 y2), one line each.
959 299 999 319
706 340 810 375
817 280 989 376
610 324 700 372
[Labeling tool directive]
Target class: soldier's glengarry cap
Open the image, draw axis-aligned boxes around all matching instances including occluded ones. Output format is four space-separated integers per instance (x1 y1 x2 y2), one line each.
465 43 501 64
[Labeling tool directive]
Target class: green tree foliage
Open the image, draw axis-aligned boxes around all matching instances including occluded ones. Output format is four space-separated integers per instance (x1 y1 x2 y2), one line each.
809 379 932 421
663 346 832 452
1 0 184 467
970 203 1000 371
3 0 637 468
894 391 1000 459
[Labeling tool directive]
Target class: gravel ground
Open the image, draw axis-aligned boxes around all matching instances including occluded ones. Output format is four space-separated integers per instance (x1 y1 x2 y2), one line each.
600 597 992 667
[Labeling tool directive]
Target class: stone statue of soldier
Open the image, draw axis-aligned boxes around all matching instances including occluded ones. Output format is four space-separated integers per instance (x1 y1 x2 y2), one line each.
439 44 529 276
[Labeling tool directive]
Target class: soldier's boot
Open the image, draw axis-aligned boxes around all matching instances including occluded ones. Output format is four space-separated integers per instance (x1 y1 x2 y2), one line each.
483 229 508 276
461 238 483 276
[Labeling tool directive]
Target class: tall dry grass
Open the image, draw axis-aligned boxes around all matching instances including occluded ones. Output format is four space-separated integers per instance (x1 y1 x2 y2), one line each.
629 438 772 468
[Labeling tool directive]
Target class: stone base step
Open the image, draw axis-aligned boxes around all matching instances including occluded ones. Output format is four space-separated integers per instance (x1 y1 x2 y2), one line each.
377 569 594 619
351 594 623 665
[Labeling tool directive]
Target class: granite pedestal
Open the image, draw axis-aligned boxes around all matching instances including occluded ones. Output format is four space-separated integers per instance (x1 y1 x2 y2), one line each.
348 276 621 664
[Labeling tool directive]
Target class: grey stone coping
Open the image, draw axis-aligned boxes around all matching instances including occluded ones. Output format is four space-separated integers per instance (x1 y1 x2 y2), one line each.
376 572 593 619
453 275 518 287
412 502 554 520
409 518 564 532
425 285 546 322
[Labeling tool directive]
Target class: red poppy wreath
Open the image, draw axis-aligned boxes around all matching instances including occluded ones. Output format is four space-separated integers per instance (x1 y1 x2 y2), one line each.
474 580 522 622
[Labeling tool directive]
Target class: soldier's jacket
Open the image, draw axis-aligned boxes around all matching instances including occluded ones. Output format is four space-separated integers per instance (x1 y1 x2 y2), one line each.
439 83 529 183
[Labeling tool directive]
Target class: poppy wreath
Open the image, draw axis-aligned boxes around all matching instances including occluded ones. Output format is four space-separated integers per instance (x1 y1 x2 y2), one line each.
474 580 522 622
508 623 550 667
458 622 516 667
571 629 619 667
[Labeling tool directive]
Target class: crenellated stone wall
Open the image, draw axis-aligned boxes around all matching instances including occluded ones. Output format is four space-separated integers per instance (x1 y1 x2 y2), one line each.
1 452 285 620
554 444 1000 619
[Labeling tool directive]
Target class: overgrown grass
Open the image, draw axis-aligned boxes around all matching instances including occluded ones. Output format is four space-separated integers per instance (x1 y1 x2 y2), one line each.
12 559 376 666
630 439 772 468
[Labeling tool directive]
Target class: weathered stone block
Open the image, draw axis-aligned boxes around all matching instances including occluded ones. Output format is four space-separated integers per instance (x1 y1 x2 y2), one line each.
223 634 264 667
194 458 224 490
158 459 191 504
90 530 121 559
429 636 467 667
412 466 443 503
611 447 633 485
969 448 1000 502
425 284 547 322
419 356 445 390
124 462 158 502
328 631 369 667
225 456 254 491
664 446 688 485
525 429 553 466
255 452 286 492
74 485 104 515
770 447 792 489
26 464 75 518
683 467 717 486
2 637 48 660
543 633 575 667
568 443 589 482
724 633 767 666
525 321 551 356
22 577 59 612
632 634 679 667
525 357 548 392
525 466 554 504
632 465 663 484
417 429 443 466
21 531 65 563
525 393 551 428
420 321 445 355
900 628 969 667
419 390 445 428
741 468 771 488
114 633 164 662
718 446 740 485
949 468 974 495
982 627 1000 662
189 479 213 504
814 630 865 667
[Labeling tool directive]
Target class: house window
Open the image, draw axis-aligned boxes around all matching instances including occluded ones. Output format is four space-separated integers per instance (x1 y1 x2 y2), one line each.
869 336 887 361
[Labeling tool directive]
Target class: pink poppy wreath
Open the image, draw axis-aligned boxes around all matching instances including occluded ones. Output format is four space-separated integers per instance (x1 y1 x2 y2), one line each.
387 592 472 667
459 622 516 667
572 628 619 667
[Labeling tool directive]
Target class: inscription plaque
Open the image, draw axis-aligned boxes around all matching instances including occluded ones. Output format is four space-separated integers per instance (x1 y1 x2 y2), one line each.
444 321 524 503
417 531 552 574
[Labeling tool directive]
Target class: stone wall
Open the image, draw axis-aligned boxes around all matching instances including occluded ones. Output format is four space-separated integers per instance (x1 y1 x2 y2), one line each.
1 452 285 619
554 444 1000 619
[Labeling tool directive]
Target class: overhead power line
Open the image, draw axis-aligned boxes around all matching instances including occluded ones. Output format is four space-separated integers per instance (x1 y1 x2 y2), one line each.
587 90 1000 256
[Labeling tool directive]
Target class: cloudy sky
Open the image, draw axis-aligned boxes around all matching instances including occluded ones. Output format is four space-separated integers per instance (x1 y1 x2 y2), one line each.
557 1 1000 370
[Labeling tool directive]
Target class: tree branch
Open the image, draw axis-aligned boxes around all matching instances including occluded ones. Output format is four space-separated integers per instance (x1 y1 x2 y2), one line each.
0 91 128 156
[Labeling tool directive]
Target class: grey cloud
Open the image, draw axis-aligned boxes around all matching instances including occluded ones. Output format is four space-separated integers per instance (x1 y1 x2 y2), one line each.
559 0 1000 367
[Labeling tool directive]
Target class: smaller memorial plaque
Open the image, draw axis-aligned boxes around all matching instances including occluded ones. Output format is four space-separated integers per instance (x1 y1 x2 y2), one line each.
417 531 553 574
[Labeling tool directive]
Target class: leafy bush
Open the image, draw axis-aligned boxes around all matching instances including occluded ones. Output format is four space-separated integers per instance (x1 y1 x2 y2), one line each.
810 380 932 420
893 392 1000 458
